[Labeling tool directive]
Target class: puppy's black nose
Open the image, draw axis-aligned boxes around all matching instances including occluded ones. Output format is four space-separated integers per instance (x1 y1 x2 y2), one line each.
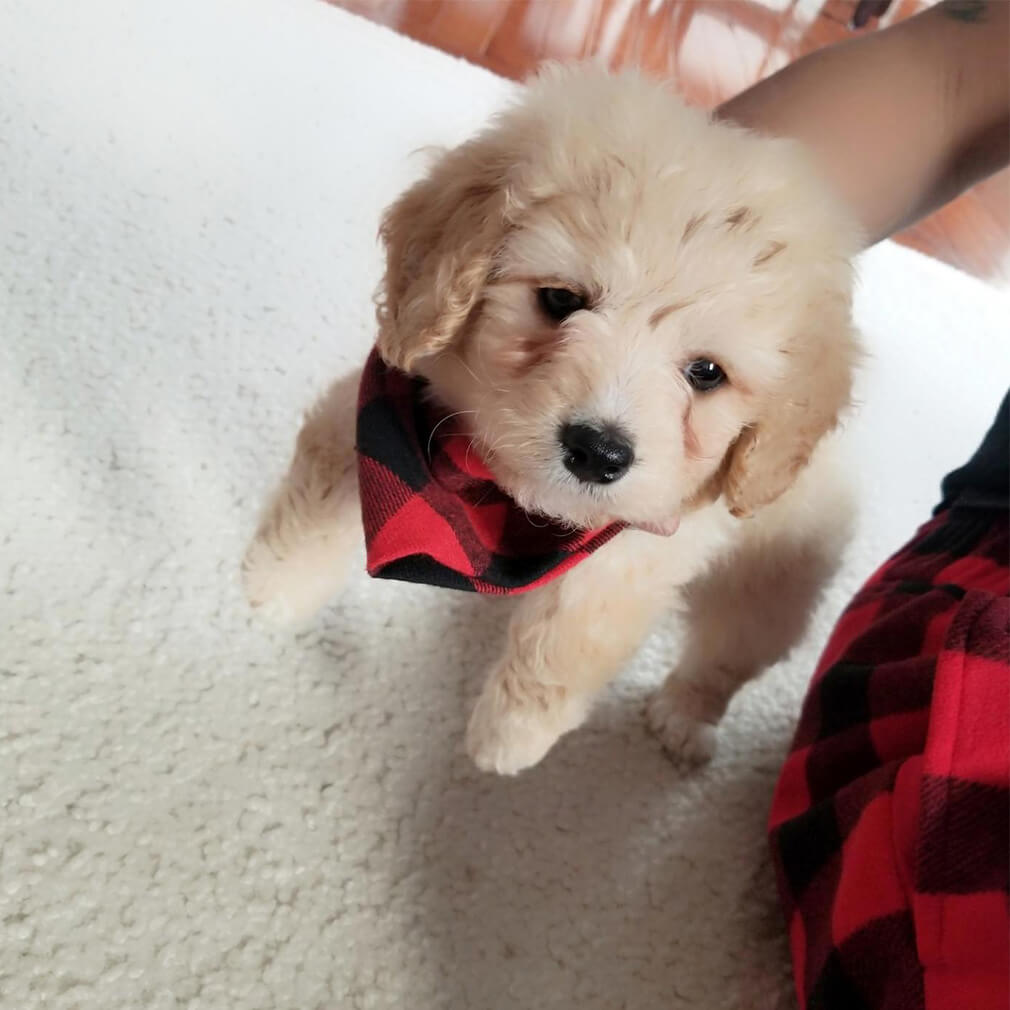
560 422 635 485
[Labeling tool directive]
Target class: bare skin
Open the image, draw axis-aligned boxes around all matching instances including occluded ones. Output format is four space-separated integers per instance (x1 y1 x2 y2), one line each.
716 0 1009 248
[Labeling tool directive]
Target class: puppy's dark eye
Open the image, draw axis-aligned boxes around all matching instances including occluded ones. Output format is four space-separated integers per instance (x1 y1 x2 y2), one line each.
684 359 726 392
537 287 586 322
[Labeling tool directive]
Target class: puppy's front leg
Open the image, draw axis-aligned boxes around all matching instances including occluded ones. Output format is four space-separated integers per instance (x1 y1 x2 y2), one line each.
242 369 363 624
466 535 670 775
648 485 853 766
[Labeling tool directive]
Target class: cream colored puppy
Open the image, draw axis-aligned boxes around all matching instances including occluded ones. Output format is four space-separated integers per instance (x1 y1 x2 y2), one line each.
243 65 861 775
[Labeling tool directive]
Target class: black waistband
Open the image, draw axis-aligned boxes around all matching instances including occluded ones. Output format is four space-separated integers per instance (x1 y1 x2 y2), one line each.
935 391 1009 515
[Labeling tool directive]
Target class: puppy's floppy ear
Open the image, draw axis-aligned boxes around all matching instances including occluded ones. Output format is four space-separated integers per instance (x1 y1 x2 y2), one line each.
375 137 509 374
725 293 859 518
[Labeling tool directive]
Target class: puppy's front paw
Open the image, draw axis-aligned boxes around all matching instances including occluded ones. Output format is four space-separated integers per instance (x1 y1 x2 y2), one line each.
465 676 587 776
242 533 325 626
241 506 358 626
646 683 718 767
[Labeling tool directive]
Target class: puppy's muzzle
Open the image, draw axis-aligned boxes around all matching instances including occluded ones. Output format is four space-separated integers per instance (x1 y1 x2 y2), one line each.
560 422 635 485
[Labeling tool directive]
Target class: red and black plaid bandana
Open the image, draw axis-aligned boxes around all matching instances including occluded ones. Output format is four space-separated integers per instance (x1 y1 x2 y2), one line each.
355 348 623 595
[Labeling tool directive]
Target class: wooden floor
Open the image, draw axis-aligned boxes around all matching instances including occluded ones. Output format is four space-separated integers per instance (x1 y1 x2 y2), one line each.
335 0 1009 288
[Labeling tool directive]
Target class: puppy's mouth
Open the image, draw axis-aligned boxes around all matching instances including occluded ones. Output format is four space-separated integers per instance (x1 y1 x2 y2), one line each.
627 517 681 537
478 428 684 537
489 458 683 537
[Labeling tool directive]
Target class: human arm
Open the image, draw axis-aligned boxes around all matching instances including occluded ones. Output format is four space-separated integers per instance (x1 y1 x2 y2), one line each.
715 0 1009 247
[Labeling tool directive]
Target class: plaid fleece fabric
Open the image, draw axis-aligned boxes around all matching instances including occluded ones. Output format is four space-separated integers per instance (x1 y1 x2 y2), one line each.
355 348 623 595
769 503 1009 1010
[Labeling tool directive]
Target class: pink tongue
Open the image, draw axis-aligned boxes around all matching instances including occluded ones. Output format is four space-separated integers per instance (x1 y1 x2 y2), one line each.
630 517 681 537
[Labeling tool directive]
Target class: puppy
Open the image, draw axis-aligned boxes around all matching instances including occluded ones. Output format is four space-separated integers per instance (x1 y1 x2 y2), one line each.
243 65 861 775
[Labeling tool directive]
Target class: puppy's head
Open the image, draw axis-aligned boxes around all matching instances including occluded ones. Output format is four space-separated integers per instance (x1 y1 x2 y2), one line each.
376 66 861 530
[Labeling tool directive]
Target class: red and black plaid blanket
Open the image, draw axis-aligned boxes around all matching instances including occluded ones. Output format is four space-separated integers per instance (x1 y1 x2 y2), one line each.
769 498 1009 1009
355 349 623 595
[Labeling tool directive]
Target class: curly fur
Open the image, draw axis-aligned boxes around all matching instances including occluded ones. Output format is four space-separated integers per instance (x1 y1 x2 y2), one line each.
244 65 862 775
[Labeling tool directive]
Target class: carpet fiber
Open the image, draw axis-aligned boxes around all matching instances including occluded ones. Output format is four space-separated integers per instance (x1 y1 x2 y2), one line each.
2 2 1008 1007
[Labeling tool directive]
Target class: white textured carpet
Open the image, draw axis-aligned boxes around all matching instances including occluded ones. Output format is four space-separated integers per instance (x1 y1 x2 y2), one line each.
2 2 1008 1008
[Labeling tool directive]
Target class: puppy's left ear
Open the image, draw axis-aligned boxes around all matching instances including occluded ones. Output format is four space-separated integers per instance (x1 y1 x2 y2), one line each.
375 136 509 374
724 294 859 518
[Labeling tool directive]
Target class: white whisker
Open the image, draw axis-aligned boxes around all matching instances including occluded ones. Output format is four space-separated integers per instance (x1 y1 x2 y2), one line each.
450 352 485 388
463 438 478 471
426 410 478 463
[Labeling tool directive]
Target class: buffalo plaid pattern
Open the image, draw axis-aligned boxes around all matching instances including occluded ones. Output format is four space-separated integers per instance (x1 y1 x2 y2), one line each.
355 348 623 595
769 500 1009 1010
